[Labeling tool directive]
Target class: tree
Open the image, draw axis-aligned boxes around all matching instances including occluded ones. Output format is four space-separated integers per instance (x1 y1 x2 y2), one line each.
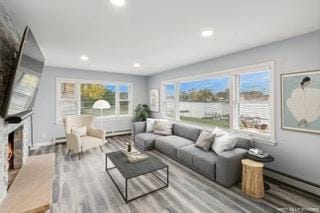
81 84 106 101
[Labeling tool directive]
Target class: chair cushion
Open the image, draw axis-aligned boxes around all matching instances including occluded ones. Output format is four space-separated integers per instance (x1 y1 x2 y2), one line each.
80 136 104 151
192 150 218 180
71 126 87 136
135 133 158 150
155 136 194 160
173 123 201 142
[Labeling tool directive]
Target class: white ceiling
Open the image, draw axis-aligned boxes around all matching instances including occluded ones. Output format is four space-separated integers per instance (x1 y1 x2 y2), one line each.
4 0 320 76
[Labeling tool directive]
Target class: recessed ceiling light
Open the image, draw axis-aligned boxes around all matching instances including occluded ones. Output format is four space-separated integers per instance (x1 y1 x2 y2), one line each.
133 63 141 68
201 29 214 38
80 55 89 61
110 0 125 7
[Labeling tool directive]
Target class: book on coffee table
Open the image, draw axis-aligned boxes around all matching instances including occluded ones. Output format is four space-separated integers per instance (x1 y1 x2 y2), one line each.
127 153 149 163
122 148 140 157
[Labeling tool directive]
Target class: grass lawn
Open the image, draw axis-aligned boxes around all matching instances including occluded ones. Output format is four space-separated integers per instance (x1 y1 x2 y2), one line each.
180 116 230 129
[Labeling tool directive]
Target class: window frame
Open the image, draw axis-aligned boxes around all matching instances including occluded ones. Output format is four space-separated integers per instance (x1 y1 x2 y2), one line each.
161 82 178 120
118 84 132 117
56 78 133 124
161 62 275 143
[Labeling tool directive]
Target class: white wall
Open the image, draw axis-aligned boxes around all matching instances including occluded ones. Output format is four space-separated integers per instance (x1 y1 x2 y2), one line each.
33 66 148 145
147 30 320 185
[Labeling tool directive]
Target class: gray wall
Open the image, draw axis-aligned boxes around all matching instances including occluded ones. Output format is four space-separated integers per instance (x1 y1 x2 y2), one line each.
147 30 320 185
33 66 148 145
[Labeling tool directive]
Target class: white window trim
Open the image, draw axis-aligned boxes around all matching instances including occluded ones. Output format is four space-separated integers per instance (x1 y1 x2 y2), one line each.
161 62 275 144
56 78 133 124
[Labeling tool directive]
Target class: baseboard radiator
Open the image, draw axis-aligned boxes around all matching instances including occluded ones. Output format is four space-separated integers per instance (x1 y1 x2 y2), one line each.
264 168 320 196
53 129 131 144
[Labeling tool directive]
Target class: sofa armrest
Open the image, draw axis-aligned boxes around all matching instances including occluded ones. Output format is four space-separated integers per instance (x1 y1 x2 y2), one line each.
132 121 146 141
216 148 248 187
66 133 81 153
88 128 105 141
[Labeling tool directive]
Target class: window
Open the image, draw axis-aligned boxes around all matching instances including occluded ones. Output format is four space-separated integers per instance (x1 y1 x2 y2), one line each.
56 79 132 122
56 80 78 121
119 85 130 115
161 62 274 141
235 70 271 136
80 83 116 117
178 76 230 129
162 84 176 119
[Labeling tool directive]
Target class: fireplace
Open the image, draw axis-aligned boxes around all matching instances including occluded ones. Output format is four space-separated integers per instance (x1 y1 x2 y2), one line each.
5 126 24 189
7 133 14 170
0 119 31 203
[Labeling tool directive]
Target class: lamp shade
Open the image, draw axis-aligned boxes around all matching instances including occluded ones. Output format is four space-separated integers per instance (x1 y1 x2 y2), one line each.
92 100 111 109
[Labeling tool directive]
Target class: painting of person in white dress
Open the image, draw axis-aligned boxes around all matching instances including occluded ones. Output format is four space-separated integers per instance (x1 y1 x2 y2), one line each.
286 76 320 128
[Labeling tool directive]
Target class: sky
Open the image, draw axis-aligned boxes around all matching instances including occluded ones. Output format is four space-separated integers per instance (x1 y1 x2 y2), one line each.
180 76 229 93
102 85 128 93
240 70 270 94
165 70 270 95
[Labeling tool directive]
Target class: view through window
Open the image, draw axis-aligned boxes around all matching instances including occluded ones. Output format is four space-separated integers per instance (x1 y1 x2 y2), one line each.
80 84 116 116
163 84 176 118
179 76 230 128
56 79 131 122
162 63 274 139
238 70 271 135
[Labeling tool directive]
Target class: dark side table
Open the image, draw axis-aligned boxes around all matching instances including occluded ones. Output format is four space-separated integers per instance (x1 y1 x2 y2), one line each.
246 153 275 190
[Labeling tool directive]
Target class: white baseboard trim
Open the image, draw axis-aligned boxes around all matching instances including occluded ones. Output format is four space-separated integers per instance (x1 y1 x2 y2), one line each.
106 130 131 137
264 168 320 196
29 141 54 150
51 130 132 144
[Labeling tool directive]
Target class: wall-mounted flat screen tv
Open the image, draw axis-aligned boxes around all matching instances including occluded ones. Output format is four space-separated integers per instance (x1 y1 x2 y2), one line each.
3 26 45 119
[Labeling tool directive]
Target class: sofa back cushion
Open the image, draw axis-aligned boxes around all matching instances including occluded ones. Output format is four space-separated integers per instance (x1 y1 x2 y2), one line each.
173 123 201 142
234 136 252 149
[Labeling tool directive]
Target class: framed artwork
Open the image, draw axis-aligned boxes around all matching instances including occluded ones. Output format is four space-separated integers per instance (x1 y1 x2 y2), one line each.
149 89 160 112
281 70 320 134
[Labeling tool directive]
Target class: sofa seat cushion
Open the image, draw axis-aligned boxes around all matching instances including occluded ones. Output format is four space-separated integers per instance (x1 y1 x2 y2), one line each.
192 150 218 180
176 144 204 166
81 136 104 151
135 133 158 151
155 136 194 160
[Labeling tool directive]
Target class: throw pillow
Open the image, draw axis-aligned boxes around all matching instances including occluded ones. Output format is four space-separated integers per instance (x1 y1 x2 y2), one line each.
153 120 173 136
211 134 237 155
195 131 216 151
212 127 227 137
146 118 167 132
71 126 87 136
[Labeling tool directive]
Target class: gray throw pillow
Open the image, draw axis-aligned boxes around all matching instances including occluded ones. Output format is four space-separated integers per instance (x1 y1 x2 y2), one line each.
195 131 215 151
153 120 173 136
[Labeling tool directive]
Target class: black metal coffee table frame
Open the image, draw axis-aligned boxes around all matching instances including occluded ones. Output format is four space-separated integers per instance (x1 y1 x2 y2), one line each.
106 153 169 203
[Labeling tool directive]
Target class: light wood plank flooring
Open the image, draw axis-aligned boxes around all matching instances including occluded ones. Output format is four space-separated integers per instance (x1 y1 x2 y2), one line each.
29 135 320 213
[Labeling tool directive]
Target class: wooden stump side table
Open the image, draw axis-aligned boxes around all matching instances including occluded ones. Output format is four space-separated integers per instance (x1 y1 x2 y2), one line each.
241 159 264 199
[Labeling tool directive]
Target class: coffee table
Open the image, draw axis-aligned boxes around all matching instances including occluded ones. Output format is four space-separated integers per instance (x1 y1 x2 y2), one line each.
105 151 169 203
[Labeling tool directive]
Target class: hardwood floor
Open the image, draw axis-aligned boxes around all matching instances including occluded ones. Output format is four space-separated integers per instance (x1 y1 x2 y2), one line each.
29 135 320 213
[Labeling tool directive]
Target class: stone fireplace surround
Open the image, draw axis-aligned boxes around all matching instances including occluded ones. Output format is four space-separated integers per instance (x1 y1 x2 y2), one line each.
0 2 30 204
0 118 30 203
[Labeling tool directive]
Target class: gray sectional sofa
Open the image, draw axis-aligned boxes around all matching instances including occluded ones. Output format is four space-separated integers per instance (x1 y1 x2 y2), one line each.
132 121 252 187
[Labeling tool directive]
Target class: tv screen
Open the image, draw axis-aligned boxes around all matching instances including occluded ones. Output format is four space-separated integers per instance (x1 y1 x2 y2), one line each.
4 27 45 118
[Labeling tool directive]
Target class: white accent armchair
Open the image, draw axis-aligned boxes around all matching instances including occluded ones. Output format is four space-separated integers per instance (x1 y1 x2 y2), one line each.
63 115 106 160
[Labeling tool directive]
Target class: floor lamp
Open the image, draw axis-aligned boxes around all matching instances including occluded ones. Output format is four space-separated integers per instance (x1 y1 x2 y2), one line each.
92 100 111 130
